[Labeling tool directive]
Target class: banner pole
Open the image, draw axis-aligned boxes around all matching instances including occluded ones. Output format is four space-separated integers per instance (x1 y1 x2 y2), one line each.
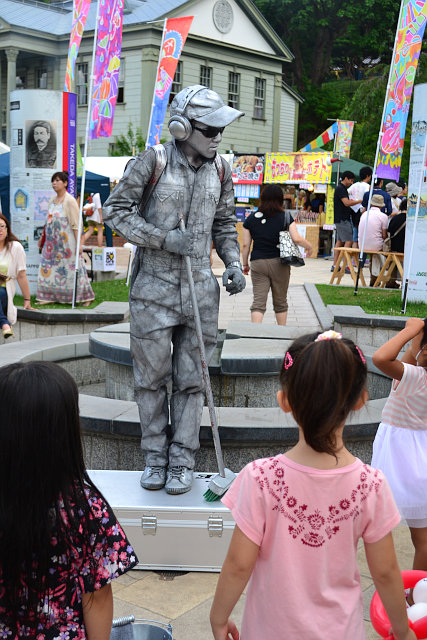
401 132 427 313
72 0 100 308
145 18 167 149
354 0 405 296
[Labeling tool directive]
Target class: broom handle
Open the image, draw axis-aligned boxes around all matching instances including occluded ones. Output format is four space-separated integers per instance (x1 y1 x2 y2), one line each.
179 216 225 478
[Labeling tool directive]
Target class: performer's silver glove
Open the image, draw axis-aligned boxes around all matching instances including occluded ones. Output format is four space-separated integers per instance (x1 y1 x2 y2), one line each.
163 229 195 256
222 261 246 295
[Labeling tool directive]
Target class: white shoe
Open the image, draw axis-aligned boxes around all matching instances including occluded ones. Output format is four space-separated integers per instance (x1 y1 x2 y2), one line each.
165 466 193 495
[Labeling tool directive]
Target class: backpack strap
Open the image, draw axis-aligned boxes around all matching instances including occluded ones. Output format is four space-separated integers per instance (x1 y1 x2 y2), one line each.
138 144 167 214
214 153 224 184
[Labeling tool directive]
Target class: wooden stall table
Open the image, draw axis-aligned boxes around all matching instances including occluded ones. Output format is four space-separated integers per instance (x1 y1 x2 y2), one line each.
330 247 404 287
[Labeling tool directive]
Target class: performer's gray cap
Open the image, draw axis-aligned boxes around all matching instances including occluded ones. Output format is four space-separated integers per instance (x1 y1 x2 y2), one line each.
371 194 385 208
171 85 244 127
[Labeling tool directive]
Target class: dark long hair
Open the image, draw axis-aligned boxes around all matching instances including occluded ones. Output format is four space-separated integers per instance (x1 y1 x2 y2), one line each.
0 213 19 250
259 184 284 218
0 362 98 626
280 334 367 457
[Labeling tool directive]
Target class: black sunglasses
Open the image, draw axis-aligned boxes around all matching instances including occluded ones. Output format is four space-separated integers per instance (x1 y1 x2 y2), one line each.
193 125 224 138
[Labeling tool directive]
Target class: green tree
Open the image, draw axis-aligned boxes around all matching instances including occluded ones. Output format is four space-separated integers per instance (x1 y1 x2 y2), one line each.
254 0 398 91
109 122 145 156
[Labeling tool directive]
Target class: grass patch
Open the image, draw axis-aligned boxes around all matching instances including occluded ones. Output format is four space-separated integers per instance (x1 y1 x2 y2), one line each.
15 278 130 310
316 285 426 317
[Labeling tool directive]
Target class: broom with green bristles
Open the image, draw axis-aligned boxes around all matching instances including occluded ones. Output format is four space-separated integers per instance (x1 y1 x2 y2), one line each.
179 216 236 501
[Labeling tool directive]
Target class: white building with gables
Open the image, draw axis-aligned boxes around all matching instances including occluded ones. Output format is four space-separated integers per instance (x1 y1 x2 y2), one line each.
0 0 302 156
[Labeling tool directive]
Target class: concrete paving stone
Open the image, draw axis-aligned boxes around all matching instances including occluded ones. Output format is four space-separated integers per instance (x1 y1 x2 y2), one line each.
115 571 219 619
171 592 246 640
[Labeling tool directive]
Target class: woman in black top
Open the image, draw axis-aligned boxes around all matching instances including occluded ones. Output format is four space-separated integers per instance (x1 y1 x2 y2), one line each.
241 185 313 325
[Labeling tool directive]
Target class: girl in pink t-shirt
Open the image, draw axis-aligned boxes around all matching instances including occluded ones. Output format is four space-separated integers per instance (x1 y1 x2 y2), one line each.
371 317 427 600
210 331 415 640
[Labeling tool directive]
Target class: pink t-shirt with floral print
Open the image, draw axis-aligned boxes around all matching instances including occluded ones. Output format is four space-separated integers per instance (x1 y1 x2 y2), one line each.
222 455 400 640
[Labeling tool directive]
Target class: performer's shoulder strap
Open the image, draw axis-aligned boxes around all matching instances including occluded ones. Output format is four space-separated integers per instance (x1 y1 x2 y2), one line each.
138 144 168 214
214 153 225 184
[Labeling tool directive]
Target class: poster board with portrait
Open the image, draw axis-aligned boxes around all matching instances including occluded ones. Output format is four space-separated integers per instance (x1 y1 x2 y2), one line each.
9 90 77 293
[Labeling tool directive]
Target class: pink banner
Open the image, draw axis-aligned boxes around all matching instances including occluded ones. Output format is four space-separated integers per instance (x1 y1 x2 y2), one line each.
64 0 92 92
89 0 124 139
376 0 427 179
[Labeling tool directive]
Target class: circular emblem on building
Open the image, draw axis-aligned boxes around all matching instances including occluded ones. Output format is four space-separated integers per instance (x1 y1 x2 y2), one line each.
213 0 234 34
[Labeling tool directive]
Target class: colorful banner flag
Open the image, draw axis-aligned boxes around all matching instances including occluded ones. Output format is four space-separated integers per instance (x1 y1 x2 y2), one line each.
299 123 338 152
64 0 92 92
264 152 332 184
325 184 335 227
147 16 194 147
377 0 427 180
232 154 265 184
335 120 354 158
89 0 125 139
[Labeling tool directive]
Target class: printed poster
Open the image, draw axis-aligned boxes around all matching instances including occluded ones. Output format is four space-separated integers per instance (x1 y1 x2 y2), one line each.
264 152 332 184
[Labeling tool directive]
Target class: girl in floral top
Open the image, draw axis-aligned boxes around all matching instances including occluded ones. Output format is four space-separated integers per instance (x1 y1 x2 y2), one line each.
210 332 415 640
0 361 138 639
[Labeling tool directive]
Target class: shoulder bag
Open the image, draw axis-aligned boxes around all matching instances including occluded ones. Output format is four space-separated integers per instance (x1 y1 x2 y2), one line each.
279 211 305 267
383 219 406 252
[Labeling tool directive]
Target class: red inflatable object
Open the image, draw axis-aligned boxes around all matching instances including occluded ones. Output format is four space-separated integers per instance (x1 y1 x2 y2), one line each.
370 570 427 639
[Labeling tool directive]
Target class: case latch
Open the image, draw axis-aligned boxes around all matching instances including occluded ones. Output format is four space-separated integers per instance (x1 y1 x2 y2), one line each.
208 515 223 537
141 514 157 535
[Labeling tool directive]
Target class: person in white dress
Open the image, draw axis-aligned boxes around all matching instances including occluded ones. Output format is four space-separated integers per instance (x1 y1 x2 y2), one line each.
371 317 427 600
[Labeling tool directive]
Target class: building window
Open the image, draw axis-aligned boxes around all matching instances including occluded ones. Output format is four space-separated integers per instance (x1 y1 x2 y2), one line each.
117 59 125 103
16 71 27 89
36 68 48 89
228 72 240 109
200 65 212 88
254 78 266 119
77 63 88 106
169 61 182 103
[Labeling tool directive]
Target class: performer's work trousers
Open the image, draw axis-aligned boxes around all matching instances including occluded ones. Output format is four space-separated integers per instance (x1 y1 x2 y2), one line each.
130 251 219 469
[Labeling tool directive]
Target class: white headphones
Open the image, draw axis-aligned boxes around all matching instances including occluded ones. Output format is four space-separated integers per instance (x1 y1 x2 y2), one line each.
168 85 206 141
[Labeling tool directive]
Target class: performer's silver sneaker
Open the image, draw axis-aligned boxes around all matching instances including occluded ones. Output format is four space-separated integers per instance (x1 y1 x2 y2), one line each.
140 466 166 490
165 466 193 494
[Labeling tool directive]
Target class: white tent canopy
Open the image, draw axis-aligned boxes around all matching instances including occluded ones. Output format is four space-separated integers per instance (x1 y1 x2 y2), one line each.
85 156 132 183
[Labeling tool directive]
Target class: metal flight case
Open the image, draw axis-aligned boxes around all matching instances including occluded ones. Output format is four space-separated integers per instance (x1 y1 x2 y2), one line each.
88 470 235 572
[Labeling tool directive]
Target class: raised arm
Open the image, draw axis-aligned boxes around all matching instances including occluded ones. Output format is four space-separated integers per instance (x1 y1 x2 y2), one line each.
372 318 425 380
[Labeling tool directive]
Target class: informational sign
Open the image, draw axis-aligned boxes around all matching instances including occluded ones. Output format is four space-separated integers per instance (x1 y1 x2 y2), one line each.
92 247 116 271
295 224 307 257
234 184 260 199
264 152 332 184
9 90 77 293
232 154 265 184
404 82 427 303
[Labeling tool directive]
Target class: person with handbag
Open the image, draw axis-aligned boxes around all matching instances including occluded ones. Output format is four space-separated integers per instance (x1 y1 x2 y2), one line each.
242 185 313 326
0 213 34 339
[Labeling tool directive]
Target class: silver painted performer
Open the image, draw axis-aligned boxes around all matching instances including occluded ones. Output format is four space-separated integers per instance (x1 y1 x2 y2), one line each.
103 86 245 494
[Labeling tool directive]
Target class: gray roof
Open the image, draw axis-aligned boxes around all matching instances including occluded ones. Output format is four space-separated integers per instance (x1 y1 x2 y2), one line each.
0 0 293 61
0 0 189 36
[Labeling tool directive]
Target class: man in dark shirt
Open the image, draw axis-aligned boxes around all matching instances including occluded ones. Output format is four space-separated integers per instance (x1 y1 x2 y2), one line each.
361 178 392 215
332 171 362 270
